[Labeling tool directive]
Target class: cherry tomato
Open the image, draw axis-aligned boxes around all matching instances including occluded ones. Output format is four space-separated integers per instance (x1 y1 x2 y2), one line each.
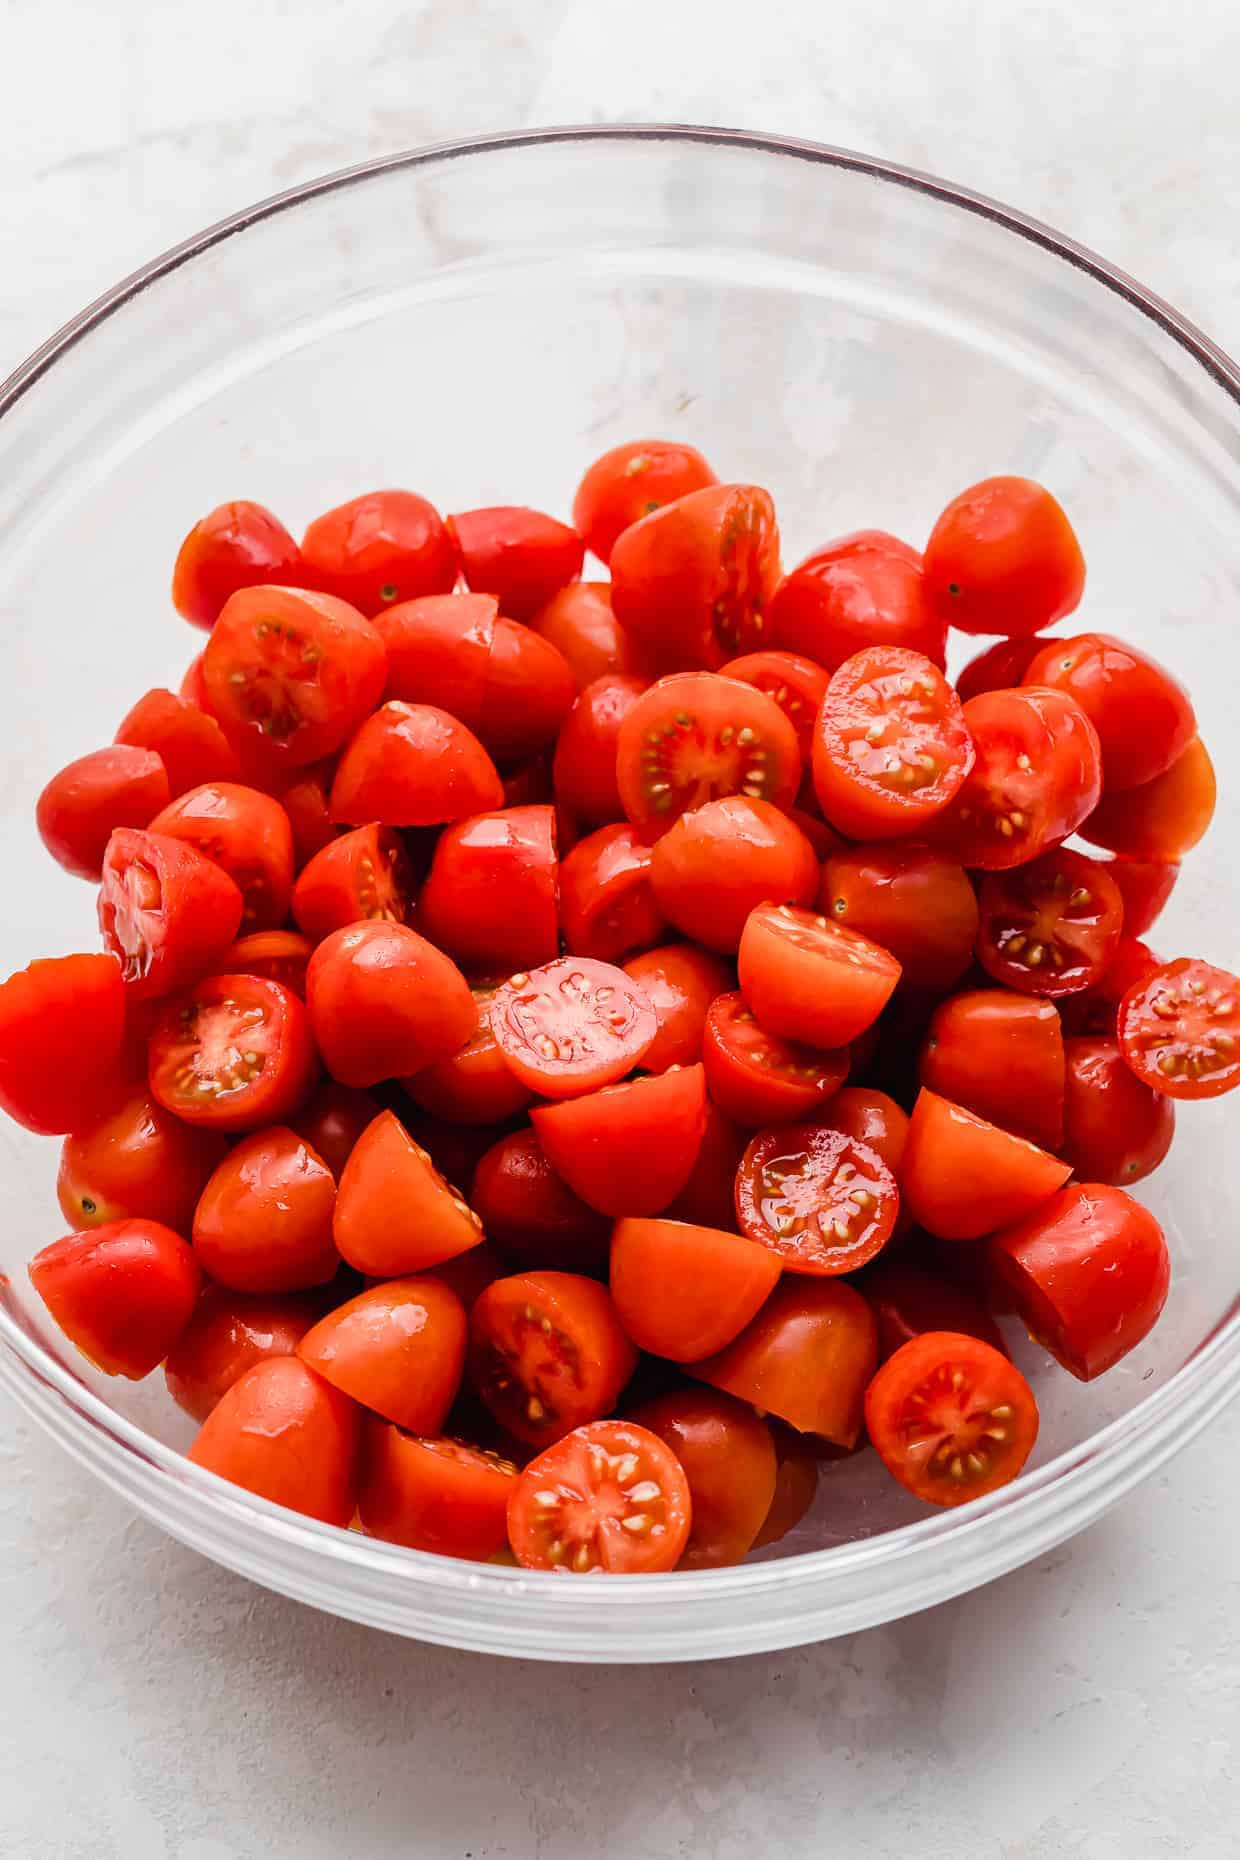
298 1277 466 1431
116 687 241 798
475 619 578 766
1061 1035 1175 1185
488 956 656 1098
0 953 126 1135
306 921 473 1089
616 671 801 831
426 1238 508 1312
165 1285 326 1422
37 746 171 880
862 1260 1007 1363
290 1078 379 1178
1079 734 1216 859
471 1129 610 1274
736 1124 898 1275
291 823 415 942
977 847 1124 998
448 505 584 622
148 782 294 933
406 982 534 1125
221 929 314 996
691 1277 877 1446
609 1216 780 1362
717 650 829 762
920 991 1066 1151
57 1090 226 1231
1099 855 1179 939
865 1332 1039 1506
813 647 973 840
301 488 457 614
630 1388 776 1570
420 806 559 973
610 484 781 668
558 823 666 964
768 530 945 670
180 651 210 707
507 1418 691 1573
373 592 495 717
275 762 339 868
29 1218 200 1379
1022 632 1194 792
202 586 387 773
814 1086 910 1183
172 500 304 630
333 1109 484 1276
990 1182 1170 1379
955 634 1051 703
532 1064 707 1217
99 828 244 1000
924 476 1085 637
902 1088 1071 1241
189 1356 360 1524
572 438 718 564
553 674 647 826
1063 934 1163 1038
1118 956 1240 1099
820 843 978 994
752 1426 819 1548
192 1127 338 1293
702 991 848 1127
358 1423 518 1559
665 1099 747 1231
148 973 317 1130
530 581 657 687
738 902 901 1049
622 943 733 1072
933 686 1102 869
650 796 818 953
469 1271 637 1448
329 701 504 827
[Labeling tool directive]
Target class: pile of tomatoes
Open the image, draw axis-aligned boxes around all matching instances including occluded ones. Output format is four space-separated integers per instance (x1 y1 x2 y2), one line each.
3 445 1235 1579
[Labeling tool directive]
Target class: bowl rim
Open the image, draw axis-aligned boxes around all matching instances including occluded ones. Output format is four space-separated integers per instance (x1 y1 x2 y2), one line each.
2 121 1239 1616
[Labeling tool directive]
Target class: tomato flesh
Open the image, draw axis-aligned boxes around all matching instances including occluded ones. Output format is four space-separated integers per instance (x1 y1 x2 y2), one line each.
716 650 829 761
333 1109 484 1276
1118 957 1240 1100
99 827 244 999
291 822 415 941
148 973 317 1130
933 687 1102 870
615 672 801 830
977 848 1124 998
469 1271 638 1448
865 1332 1039 1506
507 1419 692 1573
0 954 127 1136
736 1124 898 1275
488 956 657 1098
902 1088 1071 1241
813 646 973 839
610 484 781 669
358 1425 518 1560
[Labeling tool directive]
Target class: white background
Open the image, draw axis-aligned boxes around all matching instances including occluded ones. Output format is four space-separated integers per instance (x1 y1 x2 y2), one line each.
2 2 1238 1854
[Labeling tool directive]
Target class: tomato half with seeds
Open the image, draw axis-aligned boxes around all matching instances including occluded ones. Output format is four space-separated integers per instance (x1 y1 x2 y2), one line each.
291 822 415 941
532 1064 707 1217
736 1124 898 1275
37 746 171 880
531 581 657 689
1022 632 1194 791
691 1277 877 1446
865 1332 1039 1506
954 634 1051 703
932 686 1102 869
820 843 978 994
902 1089 1071 1241
100 828 244 999
222 930 314 995
558 823 666 964
717 650 830 762
149 782 295 932
30 1219 200 1378
572 438 718 564
192 1126 338 1293
920 991 1065 1151
616 671 801 831
610 484 781 668
610 1217 780 1362
333 1108 484 1275
1061 1035 1175 1185
329 701 504 827
1079 734 1215 860
622 943 733 1072
768 530 946 671
507 1419 691 1573
552 673 647 827
738 902 901 1049
630 1388 776 1570
977 847 1124 998
448 505 584 622
702 991 848 1127
862 1261 1008 1363
488 956 656 1098
148 973 317 1130
924 475 1085 637
306 921 474 1089
298 1277 466 1432
813 646 973 839
469 1271 637 1448
57 1090 227 1232
172 500 304 629
420 805 559 973
0 953 127 1135
406 983 534 1125
1118 957 1240 1099
164 1285 326 1422
301 488 457 615
358 1424 518 1560
649 796 819 953
471 1129 610 1274
189 1356 360 1523
1100 855 1179 938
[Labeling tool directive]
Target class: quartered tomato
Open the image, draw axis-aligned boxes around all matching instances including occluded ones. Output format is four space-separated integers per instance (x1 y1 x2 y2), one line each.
291 823 415 941
609 1217 780 1362
420 806 559 973
164 1285 326 1422
149 782 295 932
702 991 848 1127
329 702 504 827
37 746 171 881
932 686 1102 870
448 505 584 622
768 530 946 671
115 687 240 797
221 930 314 995
622 943 733 1072
954 634 1050 703
865 1333 1038 1506
301 488 458 614
820 843 978 993
332 1109 485 1276
507 1419 691 1573
469 1271 638 1448
812 647 973 840
1118 957 1240 1100
610 484 781 668
358 1424 518 1560
736 1124 898 1274
405 982 534 1126
172 499 304 630
531 581 658 689
1022 632 1194 791
572 438 718 563
298 1277 467 1432
1061 1035 1175 1185
553 675 647 826
306 922 474 1089
57 1090 227 1232
471 1128 610 1274
0 953 127 1135
100 828 244 999
531 1064 707 1216
862 1261 1008 1363
691 1277 877 1447
488 956 656 1098
29 1218 200 1380
924 475 1085 637
977 847 1124 997
901 1088 1071 1241
629 1388 776 1570
476 620 578 767
649 796 819 953
1079 734 1215 860
615 671 800 832
189 1356 361 1525
737 902 901 1048
558 824 665 964
920 990 1066 1151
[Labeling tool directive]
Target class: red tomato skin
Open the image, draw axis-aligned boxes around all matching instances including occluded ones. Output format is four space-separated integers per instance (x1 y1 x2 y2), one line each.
622 943 734 1071
372 592 496 726
419 806 559 973
902 1088 1072 1241
820 843 979 994
172 500 304 629
629 1387 777 1569
610 1217 782 1361
0 953 127 1135
471 1129 611 1274
148 782 295 933
115 687 241 797
933 686 1103 870
531 1064 708 1217
192 1127 339 1294
553 674 647 826
180 652 210 708
1063 933 1163 1038
29 1218 200 1379
691 1277 878 1446
276 764 339 869
1061 1036 1175 1185
448 505 584 623
357 1423 517 1560
221 930 314 995
862 1260 1008 1362
1022 632 1194 791
1079 734 1216 860
989 1182 1170 1379
768 531 946 670
290 823 414 942
738 904 901 1049
924 476 1085 637
306 922 474 1089
405 986 534 1126
718 650 830 761
814 1087 910 1182
37 746 171 880
487 956 658 1100
955 634 1051 703
752 1425 819 1548
610 484 781 669
470 1272 638 1448
331 1108 485 1277
57 1091 227 1231
665 1098 748 1230
329 702 504 827
530 581 657 688
559 823 667 964
99 827 245 1000
298 1278 467 1433
920 991 1066 1151
572 438 718 564
301 489 457 615
702 991 849 1129
189 1356 361 1525
290 1079 380 1178
1100 856 1179 938
650 797 819 953
164 1285 325 1422
148 974 318 1132
478 619 579 765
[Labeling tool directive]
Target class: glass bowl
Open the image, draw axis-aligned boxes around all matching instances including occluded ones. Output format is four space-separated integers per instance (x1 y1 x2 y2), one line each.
1 125 1237 1663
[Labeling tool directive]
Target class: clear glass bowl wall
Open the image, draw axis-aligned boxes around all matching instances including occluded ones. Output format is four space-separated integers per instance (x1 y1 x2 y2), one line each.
0 128 1237 1662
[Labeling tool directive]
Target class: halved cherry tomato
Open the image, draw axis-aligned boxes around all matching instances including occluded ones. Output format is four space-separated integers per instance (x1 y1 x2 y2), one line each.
329 702 504 827
1022 633 1194 791
333 1109 484 1275
738 902 901 1049
301 488 457 614
1062 933 1162 1038
531 581 657 688
649 796 818 953
532 1064 707 1217
148 973 317 1130
924 476 1085 637
192 1127 338 1292
149 782 294 932
752 1426 819 1548
977 847 1124 998
299 1277 466 1431
702 991 848 1127
1118 957 1240 1099
768 530 946 671
990 1182 1170 1379
610 484 781 668
507 1418 691 1573
469 1271 637 1447
1079 734 1215 859
954 634 1051 702
306 921 473 1089
488 956 656 1098
100 828 244 999
630 1388 776 1570
691 1277 877 1446
901 1088 1071 1241
665 1099 747 1231
291 823 415 941
920 991 1065 1151
1061 1035 1175 1184
1099 855 1179 938
373 592 496 722
115 687 240 797
475 619 578 766
57 1090 227 1231
222 929 314 995
202 586 387 772
471 1129 610 1274
736 1124 898 1275
813 647 973 839
37 746 171 880
290 1078 379 1178
165 1285 326 1422
172 500 304 630
448 505 584 622
865 1332 1039 1506
358 1423 518 1559
275 762 338 868
572 438 718 564
189 1356 360 1524
622 943 733 1072
553 674 647 826
862 1260 1007 1363
0 953 127 1135
558 823 666 964
406 982 534 1125
610 1216 780 1361
933 686 1102 869
420 806 559 973
717 650 829 761
814 1087 910 1183
820 843 978 993
30 1218 200 1379
616 672 801 831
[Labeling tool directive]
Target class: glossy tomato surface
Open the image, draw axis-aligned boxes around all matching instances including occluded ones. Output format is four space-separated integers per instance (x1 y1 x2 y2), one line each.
812 647 973 840
691 1277 877 1446
553 673 647 826
1079 734 1215 860
192 1126 339 1293
1061 1035 1175 1185
768 530 945 670
448 505 584 623
469 1271 637 1448
622 943 733 1072
165 1285 325 1422
115 687 240 797
572 438 718 563
420 806 559 974
58 1090 227 1232
1117 957 1240 1099
358 1425 517 1560
99 828 244 999
29 1219 200 1379
298 1277 467 1432
189 1356 360 1525
301 488 457 614
932 687 1101 870
507 1419 691 1573
148 973 317 1130
306 922 474 1089
702 991 848 1127
37 747 171 881
531 581 657 689
901 1088 1071 1241
920 991 1065 1151
738 902 901 1049
976 847 1124 998
558 824 665 965
172 500 304 629
924 475 1085 637
532 1065 707 1217
149 781 295 932
615 672 800 831
865 1332 1038 1505
333 1109 485 1276
649 796 818 953
736 1124 898 1275
630 1388 776 1570
329 702 504 828
609 1216 780 1362
820 843 978 994
0 954 127 1135
1022 632 1194 791
610 484 781 669
487 956 656 1098
291 823 415 941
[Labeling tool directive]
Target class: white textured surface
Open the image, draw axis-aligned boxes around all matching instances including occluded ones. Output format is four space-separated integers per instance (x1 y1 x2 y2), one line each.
2 1 1238 1853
